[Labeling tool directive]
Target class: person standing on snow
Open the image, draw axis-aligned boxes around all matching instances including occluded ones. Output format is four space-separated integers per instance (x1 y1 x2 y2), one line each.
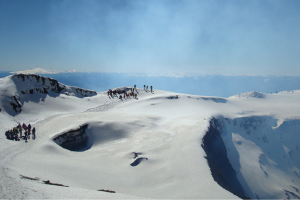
19 126 22 138
32 127 36 139
28 124 31 133
24 130 28 142
23 123 27 131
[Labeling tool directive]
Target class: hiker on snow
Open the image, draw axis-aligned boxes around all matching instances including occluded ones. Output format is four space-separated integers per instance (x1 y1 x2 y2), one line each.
32 127 36 139
19 126 22 137
23 123 27 130
28 124 31 134
24 130 28 142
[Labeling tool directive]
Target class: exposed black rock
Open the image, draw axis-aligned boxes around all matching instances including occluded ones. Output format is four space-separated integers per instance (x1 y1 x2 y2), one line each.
130 157 148 166
202 117 249 199
10 96 22 113
132 152 142 159
20 174 40 181
98 189 116 193
167 95 178 99
43 180 68 187
12 74 97 96
6 74 97 115
200 97 227 103
284 189 300 199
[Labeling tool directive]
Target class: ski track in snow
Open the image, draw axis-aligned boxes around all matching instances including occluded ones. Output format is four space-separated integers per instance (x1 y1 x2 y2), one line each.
85 97 124 113
0 143 46 199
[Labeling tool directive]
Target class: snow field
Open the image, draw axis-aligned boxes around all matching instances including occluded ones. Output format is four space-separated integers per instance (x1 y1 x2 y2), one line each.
1 74 300 199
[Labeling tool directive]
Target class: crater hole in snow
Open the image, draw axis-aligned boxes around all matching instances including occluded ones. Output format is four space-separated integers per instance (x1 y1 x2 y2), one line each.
204 116 300 199
201 117 248 199
53 124 91 152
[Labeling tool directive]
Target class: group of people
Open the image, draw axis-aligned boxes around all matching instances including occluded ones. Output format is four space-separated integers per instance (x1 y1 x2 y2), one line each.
5 123 36 142
143 85 153 93
107 88 137 99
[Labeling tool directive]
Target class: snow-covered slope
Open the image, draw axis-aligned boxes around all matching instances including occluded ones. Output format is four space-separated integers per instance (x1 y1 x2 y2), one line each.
234 91 266 98
0 74 97 115
1 74 300 199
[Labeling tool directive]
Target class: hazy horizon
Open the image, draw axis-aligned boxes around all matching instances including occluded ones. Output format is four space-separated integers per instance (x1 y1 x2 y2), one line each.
1 71 299 98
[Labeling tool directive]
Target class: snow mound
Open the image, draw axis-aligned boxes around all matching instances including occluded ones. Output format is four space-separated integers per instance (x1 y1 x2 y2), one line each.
234 91 266 98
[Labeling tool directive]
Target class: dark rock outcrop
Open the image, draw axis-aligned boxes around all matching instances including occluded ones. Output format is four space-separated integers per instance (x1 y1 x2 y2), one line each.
6 74 97 114
12 74 97 97
10 96 22 113
130 157 148 166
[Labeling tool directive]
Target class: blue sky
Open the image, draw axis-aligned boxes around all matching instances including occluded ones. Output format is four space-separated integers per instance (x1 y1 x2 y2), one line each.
1 0 300 75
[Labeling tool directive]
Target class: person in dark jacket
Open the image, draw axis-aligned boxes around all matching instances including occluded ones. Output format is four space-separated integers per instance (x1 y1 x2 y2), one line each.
24 130 28 142
28 124 31 134
32 127 36 139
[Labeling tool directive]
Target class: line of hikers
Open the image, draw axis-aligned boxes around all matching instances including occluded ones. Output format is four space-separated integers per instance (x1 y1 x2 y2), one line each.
107 88 137 99
143 85 153 93
5 123 36 142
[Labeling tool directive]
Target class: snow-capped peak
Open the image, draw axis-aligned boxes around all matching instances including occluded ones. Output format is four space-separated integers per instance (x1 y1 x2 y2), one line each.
11 67 59 74
10 67 80 75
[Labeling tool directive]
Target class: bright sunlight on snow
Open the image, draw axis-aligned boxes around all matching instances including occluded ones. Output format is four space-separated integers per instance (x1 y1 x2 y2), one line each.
1 74 300 199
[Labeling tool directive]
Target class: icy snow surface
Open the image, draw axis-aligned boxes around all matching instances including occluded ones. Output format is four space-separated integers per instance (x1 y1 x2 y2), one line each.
0 74 300 199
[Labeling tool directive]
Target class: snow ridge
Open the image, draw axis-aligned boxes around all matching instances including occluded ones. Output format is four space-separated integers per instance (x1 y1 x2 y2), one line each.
1 74 97 114
12 74 97 97
235 91 266 98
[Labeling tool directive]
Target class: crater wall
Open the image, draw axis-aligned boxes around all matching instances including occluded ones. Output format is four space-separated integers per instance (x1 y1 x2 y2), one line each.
203 116 300 199
53 124 89 151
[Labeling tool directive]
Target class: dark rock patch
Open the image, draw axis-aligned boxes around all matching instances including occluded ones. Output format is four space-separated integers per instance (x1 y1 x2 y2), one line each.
20 174 40 181
200 97 227 103
130 157 148 166
43 180 68 187
132 152 142 159
10 96 22 113
167 95 178 99
98 189 116 193
290 185 300 194
284 189 300 199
